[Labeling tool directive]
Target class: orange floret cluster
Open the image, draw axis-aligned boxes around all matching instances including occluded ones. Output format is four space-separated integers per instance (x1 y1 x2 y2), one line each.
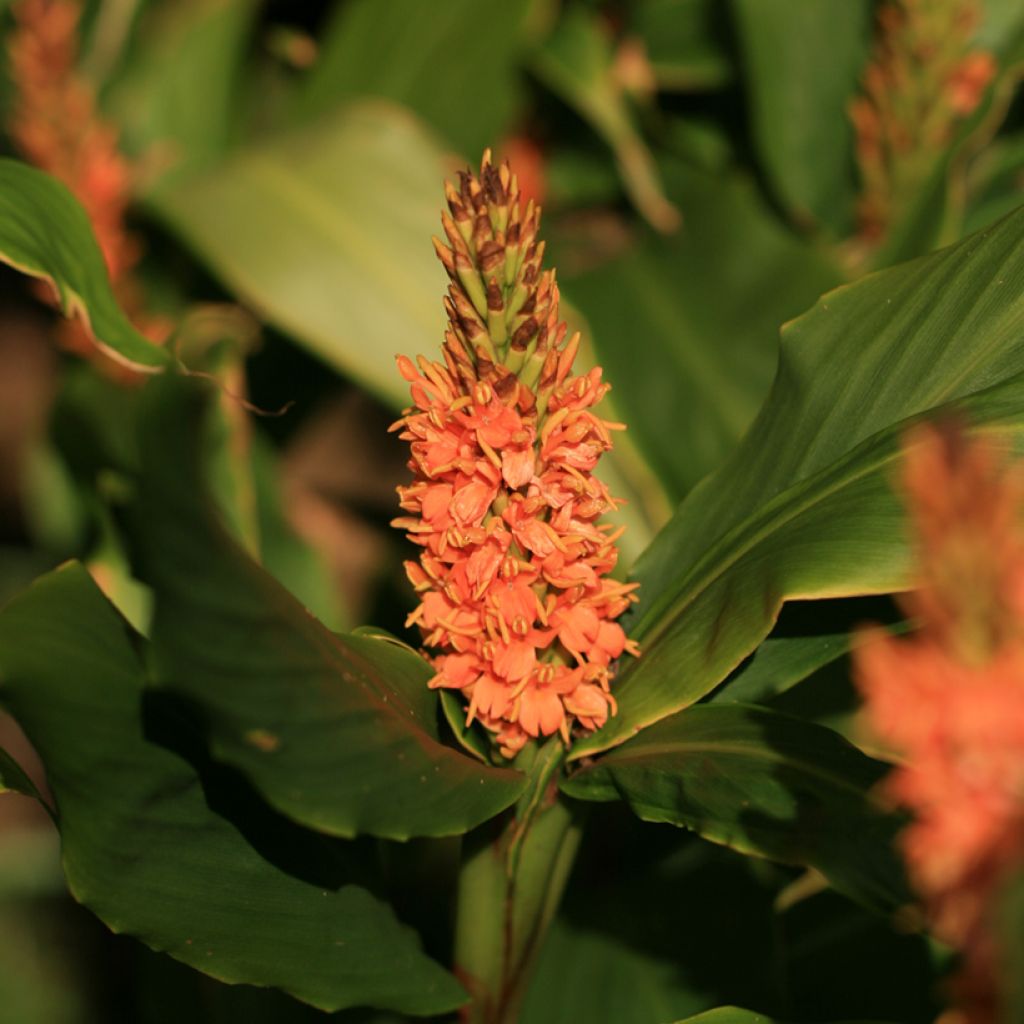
850 0 995 244
392 152 639 758
855 423 1024 1023
7 0 169 362
8 0 138 281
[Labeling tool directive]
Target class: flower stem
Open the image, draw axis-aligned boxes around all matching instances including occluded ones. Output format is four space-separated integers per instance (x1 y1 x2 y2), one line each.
454 738 583 1024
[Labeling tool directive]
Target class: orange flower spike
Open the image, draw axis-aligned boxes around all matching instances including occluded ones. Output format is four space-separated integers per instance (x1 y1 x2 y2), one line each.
849 0 996 246
854 423 1024 1023
8 0 172 365
392 151 639 758
8 0 137 281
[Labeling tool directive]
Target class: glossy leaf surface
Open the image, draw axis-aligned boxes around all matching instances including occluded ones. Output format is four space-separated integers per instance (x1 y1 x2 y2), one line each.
0 564 465 1015
127 375 526 840
576 204 1024 757
0 159 168 372
563 704 908 912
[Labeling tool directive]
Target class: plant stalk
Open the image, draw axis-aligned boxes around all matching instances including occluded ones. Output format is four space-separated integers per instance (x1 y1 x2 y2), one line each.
454 738 583 1024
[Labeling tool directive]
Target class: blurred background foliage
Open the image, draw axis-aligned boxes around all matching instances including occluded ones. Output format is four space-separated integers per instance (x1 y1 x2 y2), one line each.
0 0 1021 1019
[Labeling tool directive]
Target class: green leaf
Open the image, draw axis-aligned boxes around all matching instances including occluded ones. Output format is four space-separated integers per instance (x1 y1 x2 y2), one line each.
104 0 259 183
0 564 465 1015
576 203 1024 758
710 598 910 707
150 101 449 407
978 0 1024 56
126 374 526 840
558 162 840 501
670 1010 892 1024
632 0 732 92
532 5 679 232
730 0 873 234
0 159 170 372
563 704 908 912
296 0 534 158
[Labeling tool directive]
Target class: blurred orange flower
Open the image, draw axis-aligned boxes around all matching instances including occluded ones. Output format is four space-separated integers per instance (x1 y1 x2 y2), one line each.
8 0 168 358
855 422 1024 1023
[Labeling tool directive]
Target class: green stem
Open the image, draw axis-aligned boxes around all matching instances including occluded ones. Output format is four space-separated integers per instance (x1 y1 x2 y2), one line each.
454 738 583 1024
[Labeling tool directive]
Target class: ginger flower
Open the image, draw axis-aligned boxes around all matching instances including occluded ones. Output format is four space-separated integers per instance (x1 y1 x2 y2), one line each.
391 151 639 758
855 423 1024 1023
9 0 137 281
8 0 169 359
850 0 996 245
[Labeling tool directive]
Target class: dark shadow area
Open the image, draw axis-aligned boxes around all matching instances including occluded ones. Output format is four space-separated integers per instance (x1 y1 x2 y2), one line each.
142 688 383 891
140 687 458 972
534 795 940 1023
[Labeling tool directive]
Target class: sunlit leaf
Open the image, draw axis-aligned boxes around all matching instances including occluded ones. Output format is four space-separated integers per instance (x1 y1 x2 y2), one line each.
150 101 448 407
576 205 1024 757
0 159 169 372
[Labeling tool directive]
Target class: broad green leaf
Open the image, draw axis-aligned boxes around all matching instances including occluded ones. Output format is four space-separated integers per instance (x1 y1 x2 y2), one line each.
532 5 679 232
563 704 908 912
671 1011 890 1024
710 597 909 707
0 159 169 372
711 632 856 709
150 101 449 407
104 0 259 183
575 203 1024 758
0 564 465 1015
730 0 872 235
558 163 840 501
297 0 533 158
126 374 526 840
523 918 710 1023
633 0 732 91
